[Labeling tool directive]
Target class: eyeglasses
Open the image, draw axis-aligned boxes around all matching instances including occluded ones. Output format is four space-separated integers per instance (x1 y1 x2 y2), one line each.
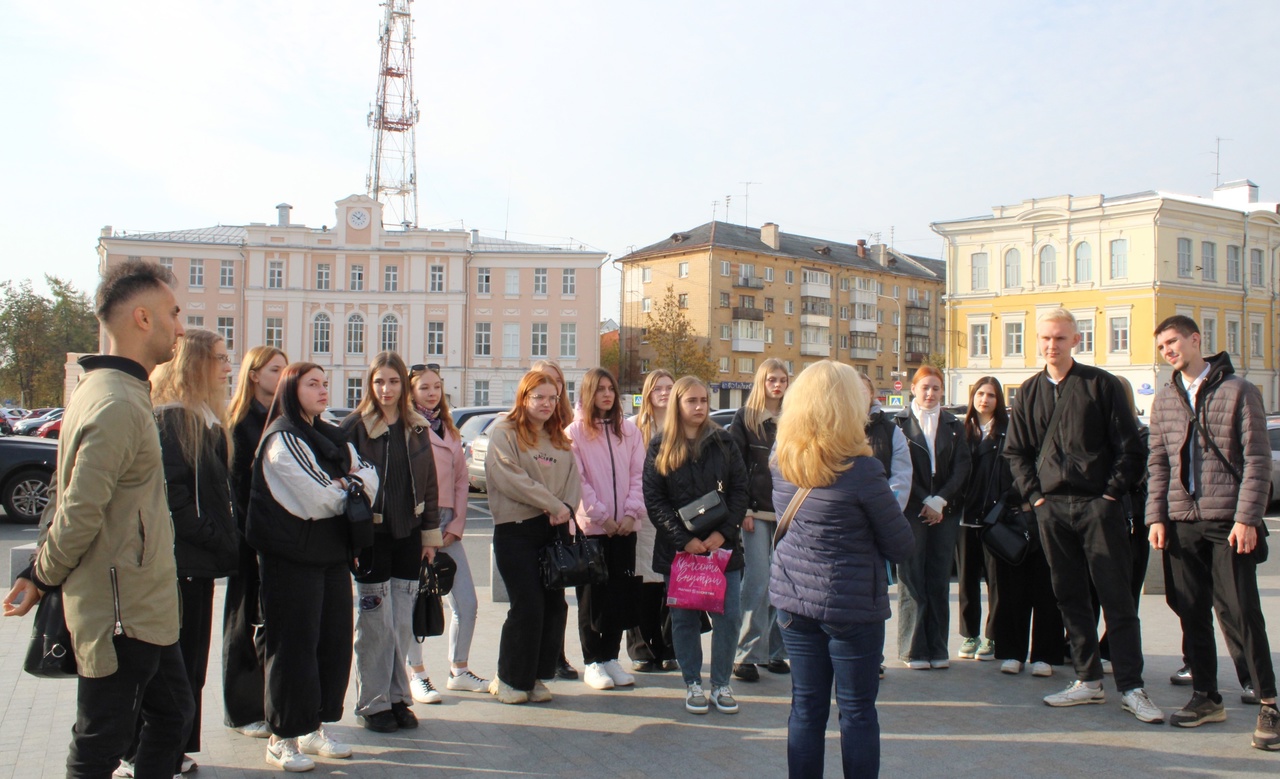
214 354 231 364
410 363 442 374
529 394 560 405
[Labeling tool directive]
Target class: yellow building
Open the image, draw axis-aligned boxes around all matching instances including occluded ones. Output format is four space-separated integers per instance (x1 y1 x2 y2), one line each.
616 221 946 407
932 180 1280 412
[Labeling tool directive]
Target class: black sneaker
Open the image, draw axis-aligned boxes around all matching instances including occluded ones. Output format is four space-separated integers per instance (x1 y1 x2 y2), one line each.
391 702 418 730
1253 705 1279 751
662 659 680 671
1170 692 1226 728
764 660 791 675
1170 665 1193 686
632 661 660 673
1242 684 1260 705
358 710 399 733
733 663 759 682
556 659 580 680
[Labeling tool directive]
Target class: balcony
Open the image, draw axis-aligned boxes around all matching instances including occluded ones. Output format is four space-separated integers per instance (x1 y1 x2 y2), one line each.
850 347 878 361
906 324 930 337
905 351 928 363
906 298 929 310
800 281 831 298
733 275 765 289
731 306 764 321
800 342 830 357
850 289 877 306
732 336 765 353
800 313 830 328
849 318 877 334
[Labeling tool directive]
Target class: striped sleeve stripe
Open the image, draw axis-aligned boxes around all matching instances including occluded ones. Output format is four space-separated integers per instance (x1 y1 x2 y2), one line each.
280 433 332 486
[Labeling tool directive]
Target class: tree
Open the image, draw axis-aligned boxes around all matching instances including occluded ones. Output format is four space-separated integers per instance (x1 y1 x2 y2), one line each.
925 352 947 371
0 276 98 407
599 335 621 379
644 285 717 383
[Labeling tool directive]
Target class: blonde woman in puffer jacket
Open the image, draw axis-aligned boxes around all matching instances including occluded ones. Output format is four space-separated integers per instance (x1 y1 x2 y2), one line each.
566 367 648 691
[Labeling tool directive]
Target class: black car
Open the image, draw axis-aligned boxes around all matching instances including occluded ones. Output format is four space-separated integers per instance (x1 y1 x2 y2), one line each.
0 435 56 522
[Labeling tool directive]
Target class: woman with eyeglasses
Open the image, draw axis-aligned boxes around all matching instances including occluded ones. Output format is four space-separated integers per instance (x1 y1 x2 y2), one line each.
627 369 677 672
484 370 582 704
566 367 646 691
643 376 749 715
340 353 442 733
120 330 240 776
247 363 379 771
731 358 791 683
407 363 491 696
224 345 287 739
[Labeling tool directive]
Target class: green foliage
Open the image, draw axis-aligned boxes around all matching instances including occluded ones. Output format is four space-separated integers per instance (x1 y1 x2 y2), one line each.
645 285 717 384
0 276 98 407
924 352 947 370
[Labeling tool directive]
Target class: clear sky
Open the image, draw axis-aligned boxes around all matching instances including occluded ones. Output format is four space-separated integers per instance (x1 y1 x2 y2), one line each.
4 0 1280 320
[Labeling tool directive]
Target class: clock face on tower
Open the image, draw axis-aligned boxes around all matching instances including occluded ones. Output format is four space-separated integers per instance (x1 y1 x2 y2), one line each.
348 208 371 229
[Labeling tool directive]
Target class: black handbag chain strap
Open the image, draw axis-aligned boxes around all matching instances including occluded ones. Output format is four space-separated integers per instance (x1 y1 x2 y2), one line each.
983 427 1006 512
706 430 731 493
1035 374 1079 474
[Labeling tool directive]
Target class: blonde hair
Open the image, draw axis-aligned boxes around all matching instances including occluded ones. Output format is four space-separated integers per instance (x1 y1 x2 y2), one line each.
228 345 287 429
636 369 674 441
774 361 871 488
354 351 414 423
410 366 459 439
530 359 573 423
654 376 713 476
741 358 788 438
1037 307 1077 329
150 328 232 469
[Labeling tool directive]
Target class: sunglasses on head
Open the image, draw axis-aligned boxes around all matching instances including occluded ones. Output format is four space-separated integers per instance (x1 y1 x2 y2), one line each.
410 363 442 375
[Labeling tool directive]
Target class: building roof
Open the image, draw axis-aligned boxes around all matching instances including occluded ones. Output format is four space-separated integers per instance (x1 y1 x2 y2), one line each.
936 187 1280 227
110 225 248 245
470 234 602 255
619 221 944 281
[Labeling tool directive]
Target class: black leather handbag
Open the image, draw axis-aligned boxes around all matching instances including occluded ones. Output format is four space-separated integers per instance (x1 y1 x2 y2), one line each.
345 480 375 551
677 490 728 537
981 501 1039 566
413 558 447 640
538 516 608 589
23 587 77 679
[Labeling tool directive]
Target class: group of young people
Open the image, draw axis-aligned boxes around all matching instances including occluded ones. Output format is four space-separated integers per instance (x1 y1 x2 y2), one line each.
3 259 1276 779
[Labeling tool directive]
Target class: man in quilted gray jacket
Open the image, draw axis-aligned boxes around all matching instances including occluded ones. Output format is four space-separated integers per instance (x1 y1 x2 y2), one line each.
1146 314 1277 750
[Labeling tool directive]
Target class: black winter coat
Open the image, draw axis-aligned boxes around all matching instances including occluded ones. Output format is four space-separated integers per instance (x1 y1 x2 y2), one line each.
155 405 240 579
963 424 1018 522
642 428 750 576
230 399 269 528
895 407 972 520
728 408 777 514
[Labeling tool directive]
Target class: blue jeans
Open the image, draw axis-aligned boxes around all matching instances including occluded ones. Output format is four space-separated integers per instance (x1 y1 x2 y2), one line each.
668 568 743 689
737 518 786 664
779 609 884 779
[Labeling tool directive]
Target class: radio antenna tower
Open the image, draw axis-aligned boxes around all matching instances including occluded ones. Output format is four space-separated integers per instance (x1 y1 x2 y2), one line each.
366 0 419 229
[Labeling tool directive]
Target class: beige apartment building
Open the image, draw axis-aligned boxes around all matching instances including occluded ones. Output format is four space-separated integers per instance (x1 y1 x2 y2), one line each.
96 195 604 407
932 179 1280 412
616 221 946 407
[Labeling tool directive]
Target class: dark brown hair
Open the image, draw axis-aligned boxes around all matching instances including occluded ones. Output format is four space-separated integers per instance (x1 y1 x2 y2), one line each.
96 259 175 322
964 376 1008 443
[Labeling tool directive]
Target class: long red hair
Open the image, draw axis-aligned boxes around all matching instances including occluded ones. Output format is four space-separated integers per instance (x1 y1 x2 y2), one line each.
506 370 572 451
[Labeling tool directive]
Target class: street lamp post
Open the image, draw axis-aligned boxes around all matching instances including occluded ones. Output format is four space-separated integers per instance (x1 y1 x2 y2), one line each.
876 292 905 383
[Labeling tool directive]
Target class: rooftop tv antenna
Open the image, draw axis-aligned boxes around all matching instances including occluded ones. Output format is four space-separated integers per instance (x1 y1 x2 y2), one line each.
366 0 420 229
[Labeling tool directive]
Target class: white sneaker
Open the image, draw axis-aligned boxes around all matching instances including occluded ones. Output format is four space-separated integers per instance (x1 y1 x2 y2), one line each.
602 659 636 687
297 726 351 759
930 658 950 669
113 761 134 778
1044 680 1106 707
1030 662 1053 677
266 737 315 772
446 669 490 692
584 662 616 690
233 721 272 738
1001 659 1023 675
904 659 930 670
1120 687 1165 724
410 675 443 704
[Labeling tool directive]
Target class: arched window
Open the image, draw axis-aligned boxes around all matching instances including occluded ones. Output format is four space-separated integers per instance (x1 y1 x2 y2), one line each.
312 313 331 354
1003 248 1021 287
347 314 365 355
380 314 399 354
1039 245 1057 285
1074 242 1092 282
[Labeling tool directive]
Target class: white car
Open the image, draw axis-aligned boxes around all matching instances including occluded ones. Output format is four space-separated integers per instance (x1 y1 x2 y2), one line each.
1267 420 1280 505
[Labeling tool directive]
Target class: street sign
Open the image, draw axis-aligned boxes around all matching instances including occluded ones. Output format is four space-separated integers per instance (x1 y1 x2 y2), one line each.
893 380 903 391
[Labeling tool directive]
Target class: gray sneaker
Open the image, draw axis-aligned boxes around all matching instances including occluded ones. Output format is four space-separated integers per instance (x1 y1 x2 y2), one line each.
1120 688 1165 724
1170 692 1226 728
1044 680 1105 707
711 685 739 714
685 682 709 714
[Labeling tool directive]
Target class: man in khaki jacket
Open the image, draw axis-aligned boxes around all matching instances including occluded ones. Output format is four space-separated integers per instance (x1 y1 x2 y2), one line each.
4 260 193 777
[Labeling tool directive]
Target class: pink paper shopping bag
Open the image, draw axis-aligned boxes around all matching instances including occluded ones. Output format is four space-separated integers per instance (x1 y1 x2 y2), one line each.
666 548 732 614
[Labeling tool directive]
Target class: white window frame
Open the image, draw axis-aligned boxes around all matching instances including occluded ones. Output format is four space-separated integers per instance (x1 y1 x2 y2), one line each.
503 323 520 357
216 317 235 350
533 268 548 295
268 260 284 289
505 270 520 295
380 314 398 353
474 322 492 357
530 322 548 357
265 317 283 349
427 321 445 357
316 263 331 290
560 323 577 358
562 268 576 295
349 264 364 291
312 314 331 354
189 259 204 288
678 262 689 278
220 260 235 289
971 252 989 291
384 264 399 292
429 264 445 293
476 267 491 294
346 314 365 355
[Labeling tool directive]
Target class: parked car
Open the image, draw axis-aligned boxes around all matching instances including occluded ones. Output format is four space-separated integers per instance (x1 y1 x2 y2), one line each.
710 408 737 429
1267 420 1280 506
14 408 62 436
451 405 508 430
0 435 57 522
35 418 62 439
326 407 356 422
463 413 507 493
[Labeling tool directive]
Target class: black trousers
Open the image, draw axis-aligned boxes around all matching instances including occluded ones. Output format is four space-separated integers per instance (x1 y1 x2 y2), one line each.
1163 538 1252 688
67 636 194 779
626 583 675 663
493 516 567 691
1095 516 1149 661
576 534 639 665
1037 495 1145 691
222 542 266 728
259 554 353 739
177 578 213 753
956 525 993 639
987 546 1064 665
1166 520 1277 699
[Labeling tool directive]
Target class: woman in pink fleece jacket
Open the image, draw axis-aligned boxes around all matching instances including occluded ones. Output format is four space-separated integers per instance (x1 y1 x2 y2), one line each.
566 367 648 691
